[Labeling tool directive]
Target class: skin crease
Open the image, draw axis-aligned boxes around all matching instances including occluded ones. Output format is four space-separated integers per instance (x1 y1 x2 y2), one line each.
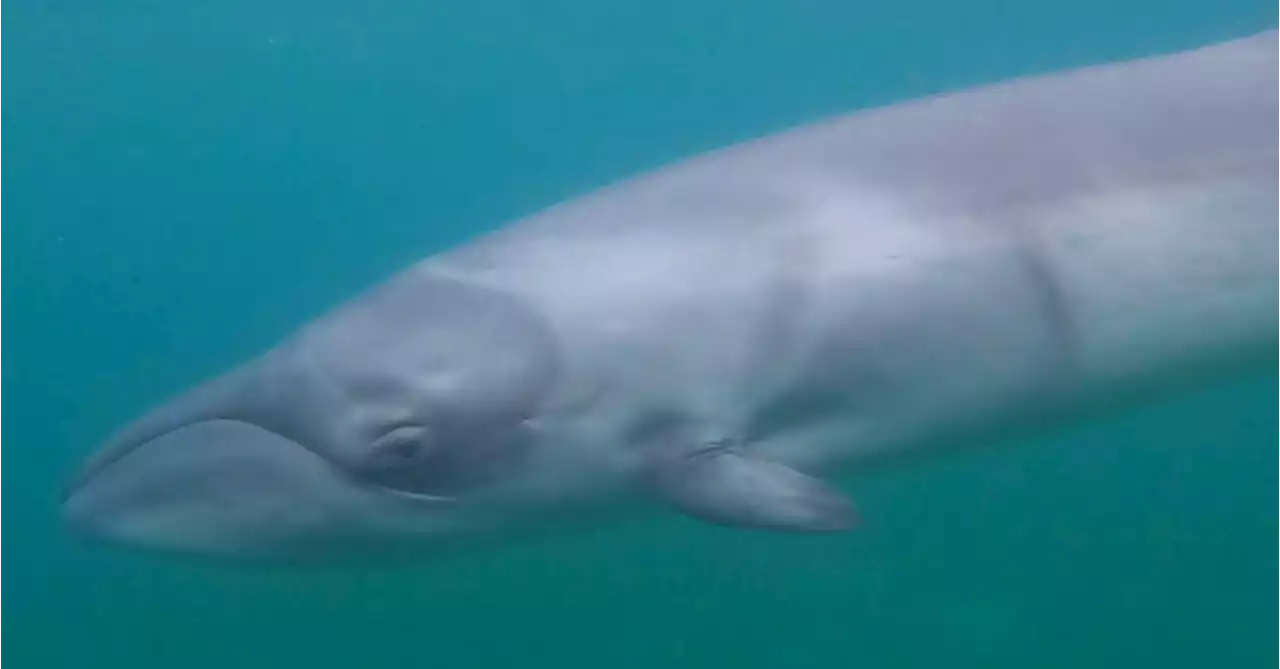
63 30 1277 562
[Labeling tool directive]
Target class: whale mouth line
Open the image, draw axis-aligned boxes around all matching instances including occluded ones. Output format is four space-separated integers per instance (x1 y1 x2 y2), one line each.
68 419 461 512
61 418 464 556
364 483 458 505
61 432 153 505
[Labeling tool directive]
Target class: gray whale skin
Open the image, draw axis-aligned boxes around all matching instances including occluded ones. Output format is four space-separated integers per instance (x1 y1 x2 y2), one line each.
63 31 1278 561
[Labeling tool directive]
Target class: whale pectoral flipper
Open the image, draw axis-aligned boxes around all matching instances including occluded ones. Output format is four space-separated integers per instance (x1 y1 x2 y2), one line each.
645 441 857 532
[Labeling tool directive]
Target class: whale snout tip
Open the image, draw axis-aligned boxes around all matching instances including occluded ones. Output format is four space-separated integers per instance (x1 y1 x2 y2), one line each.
61 450 126 543
61 477 119 546
59 445 174 552
58 419 316 557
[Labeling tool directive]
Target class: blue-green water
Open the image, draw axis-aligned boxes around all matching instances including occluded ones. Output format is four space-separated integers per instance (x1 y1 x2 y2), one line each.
4 2 1276 667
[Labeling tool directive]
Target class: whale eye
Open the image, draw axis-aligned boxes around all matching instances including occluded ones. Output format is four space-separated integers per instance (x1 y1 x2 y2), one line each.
371 425 433 462
353 421 533 497
369 425 435 464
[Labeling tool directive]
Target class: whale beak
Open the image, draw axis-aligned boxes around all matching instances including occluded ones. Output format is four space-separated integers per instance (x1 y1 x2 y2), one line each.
62 419 352 557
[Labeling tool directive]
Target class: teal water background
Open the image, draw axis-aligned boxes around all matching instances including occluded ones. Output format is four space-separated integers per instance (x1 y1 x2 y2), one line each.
4 2 1277 667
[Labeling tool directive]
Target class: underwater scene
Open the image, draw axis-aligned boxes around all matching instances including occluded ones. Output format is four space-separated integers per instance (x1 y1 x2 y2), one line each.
5 1 1277 668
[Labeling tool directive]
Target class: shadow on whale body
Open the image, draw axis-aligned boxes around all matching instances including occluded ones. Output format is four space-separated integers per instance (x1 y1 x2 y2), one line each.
63 31 1278 563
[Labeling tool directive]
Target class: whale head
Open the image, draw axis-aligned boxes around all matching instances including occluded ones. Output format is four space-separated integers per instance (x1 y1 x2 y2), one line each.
61 273 589 561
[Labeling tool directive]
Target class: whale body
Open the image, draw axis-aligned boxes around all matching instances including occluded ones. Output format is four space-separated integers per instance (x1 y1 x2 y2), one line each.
63 31 1278 560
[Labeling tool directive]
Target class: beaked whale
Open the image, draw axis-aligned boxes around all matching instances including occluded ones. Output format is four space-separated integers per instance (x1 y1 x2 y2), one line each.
63 31 1278 560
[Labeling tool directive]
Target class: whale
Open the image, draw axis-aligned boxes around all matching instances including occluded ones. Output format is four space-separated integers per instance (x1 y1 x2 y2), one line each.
63 31 1278 560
